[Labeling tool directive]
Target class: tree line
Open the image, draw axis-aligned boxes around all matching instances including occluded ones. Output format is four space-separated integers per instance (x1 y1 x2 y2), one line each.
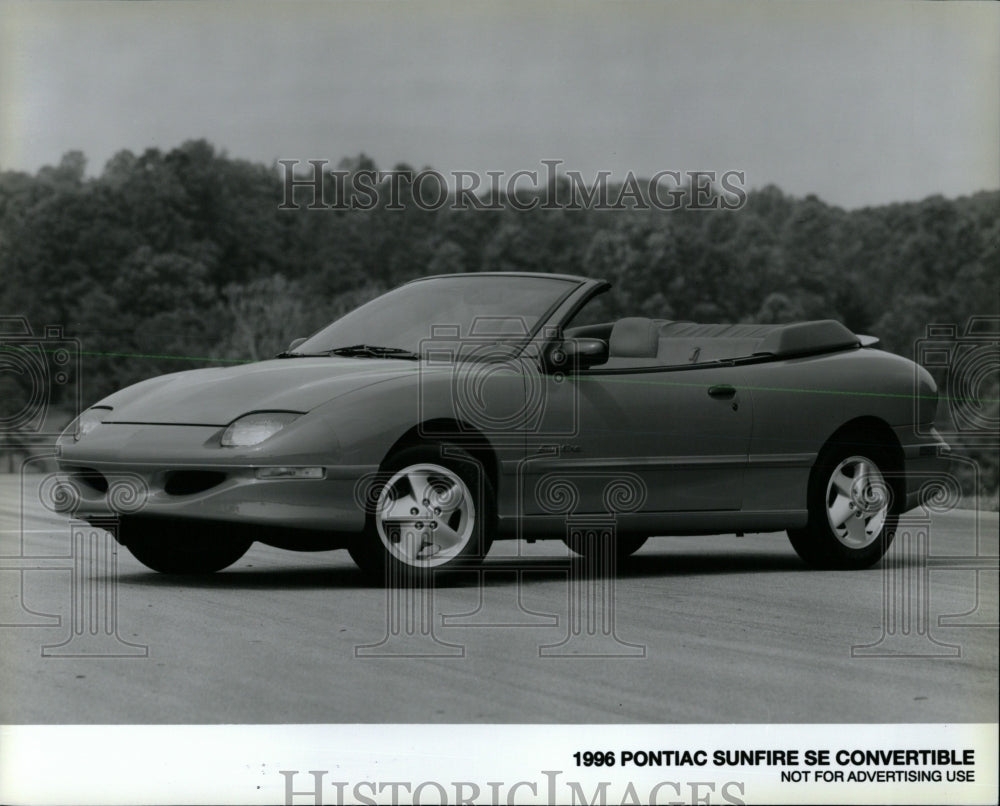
1 140 996 499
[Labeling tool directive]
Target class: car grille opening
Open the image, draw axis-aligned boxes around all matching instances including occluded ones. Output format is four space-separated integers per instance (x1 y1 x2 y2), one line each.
71 468 109 494
163 470 227 496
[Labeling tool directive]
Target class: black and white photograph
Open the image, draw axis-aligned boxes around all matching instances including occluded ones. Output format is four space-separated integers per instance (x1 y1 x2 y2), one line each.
1 1 997 803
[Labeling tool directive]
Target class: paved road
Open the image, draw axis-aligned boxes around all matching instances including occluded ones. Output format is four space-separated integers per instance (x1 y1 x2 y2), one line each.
1 474 996 723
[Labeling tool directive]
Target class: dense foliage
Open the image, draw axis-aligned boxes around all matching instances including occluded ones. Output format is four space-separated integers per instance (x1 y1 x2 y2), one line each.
1 140 996 498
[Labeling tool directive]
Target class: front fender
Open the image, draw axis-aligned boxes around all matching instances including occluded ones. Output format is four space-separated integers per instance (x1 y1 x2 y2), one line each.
304 360 529 467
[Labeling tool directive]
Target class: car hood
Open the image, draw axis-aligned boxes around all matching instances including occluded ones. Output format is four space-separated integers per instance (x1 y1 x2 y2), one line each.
99 357 419 425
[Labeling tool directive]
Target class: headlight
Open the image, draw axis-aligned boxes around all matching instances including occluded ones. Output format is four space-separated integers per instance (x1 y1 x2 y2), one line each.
221 412 301 447
63 406 113 443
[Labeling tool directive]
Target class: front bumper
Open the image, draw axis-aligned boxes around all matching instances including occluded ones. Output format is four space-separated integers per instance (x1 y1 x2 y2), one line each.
54 423 374 535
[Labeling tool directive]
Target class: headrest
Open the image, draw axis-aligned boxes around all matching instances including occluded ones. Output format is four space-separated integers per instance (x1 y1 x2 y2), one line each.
609 317 661 358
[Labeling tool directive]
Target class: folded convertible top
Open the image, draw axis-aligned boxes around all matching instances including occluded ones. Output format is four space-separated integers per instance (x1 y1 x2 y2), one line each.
655 319 860 364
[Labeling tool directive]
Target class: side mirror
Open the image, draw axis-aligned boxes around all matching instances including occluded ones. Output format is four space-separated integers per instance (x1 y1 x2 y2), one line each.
545 338 608 373
286 337 307 353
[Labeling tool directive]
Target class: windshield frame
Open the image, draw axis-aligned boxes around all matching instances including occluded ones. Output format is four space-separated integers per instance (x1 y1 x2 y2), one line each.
295 274 586 360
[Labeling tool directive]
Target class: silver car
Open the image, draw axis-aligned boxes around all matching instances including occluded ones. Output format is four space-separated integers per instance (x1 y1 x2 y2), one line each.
56 272 951 579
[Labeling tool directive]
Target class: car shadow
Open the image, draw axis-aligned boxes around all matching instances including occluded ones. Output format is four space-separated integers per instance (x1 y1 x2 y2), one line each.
116 547 817 590
484 550 809 583
118 564 369 590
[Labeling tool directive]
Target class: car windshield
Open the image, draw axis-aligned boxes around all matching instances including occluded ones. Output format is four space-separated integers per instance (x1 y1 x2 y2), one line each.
295 275 577 358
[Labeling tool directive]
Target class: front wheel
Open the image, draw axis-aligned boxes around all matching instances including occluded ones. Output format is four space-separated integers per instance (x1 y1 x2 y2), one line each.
349 444 495 582
788 447 898 569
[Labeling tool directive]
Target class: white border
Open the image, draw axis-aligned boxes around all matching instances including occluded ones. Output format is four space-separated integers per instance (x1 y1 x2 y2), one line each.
1 723 997 805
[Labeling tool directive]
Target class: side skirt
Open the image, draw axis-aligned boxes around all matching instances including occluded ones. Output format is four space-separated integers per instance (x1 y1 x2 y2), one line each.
496 510 809 539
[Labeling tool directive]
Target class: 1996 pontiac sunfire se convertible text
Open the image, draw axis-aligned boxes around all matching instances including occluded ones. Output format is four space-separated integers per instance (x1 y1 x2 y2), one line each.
56 273 951 580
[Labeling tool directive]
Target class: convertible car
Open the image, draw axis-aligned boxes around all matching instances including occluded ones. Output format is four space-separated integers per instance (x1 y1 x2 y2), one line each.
56 272 950 579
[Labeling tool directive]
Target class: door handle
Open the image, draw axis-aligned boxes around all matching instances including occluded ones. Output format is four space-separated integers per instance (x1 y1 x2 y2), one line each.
707 384 737 399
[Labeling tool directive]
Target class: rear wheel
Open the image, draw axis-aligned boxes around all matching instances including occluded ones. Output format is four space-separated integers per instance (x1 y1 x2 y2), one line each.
349 444 495 582
122 521 252 574
788 446 897 569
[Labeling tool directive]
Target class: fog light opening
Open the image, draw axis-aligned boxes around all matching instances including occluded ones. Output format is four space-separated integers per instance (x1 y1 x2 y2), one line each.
163 471 227 496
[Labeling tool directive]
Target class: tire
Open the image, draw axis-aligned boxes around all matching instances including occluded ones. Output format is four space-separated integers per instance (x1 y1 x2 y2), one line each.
787 444 898 570
122 520 252 574
564 532 648 561
348 444 495 583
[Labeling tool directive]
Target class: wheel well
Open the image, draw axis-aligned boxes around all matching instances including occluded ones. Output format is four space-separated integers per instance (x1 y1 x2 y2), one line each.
817 416 906 505
381 420 500 492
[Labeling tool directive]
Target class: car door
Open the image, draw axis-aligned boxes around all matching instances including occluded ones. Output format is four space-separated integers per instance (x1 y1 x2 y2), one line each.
520 358 752 515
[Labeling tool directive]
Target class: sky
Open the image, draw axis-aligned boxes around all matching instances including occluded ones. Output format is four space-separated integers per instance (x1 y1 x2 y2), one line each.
1 0 998 209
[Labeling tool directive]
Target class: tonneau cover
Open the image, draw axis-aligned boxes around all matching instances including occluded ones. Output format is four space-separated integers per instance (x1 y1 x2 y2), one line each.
653 319 860 365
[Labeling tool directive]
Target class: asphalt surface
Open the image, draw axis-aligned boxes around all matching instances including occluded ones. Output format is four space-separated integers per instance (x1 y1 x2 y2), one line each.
1 473 997 723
